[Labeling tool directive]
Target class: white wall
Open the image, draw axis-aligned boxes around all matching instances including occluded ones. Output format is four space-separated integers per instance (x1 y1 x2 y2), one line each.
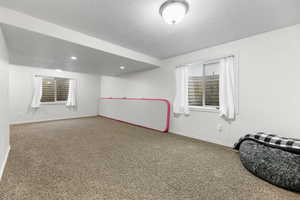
99 98 169 132
0 7 161 67
100 24 300 147
10 65 101 124
0 28 10 179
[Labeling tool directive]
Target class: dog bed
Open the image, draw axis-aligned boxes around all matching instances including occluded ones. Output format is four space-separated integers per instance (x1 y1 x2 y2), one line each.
239 139 300 192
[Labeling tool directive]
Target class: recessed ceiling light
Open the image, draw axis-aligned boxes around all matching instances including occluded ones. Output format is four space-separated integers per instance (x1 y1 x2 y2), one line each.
159 0 189 25
70 56 77 60
56 69 63 72
120 66 125 70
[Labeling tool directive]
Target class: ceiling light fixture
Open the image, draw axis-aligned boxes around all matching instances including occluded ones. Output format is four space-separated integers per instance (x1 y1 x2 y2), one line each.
55 69 63 72
159 0 189 25
120 66 125 70
70 56 77 60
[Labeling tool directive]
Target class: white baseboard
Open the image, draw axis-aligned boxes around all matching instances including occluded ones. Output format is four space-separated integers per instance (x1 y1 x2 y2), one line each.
10 115 98 125
170 130 232 149
0 145 11 181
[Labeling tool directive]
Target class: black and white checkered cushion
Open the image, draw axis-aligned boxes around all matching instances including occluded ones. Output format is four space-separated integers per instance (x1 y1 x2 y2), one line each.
234 132 300 154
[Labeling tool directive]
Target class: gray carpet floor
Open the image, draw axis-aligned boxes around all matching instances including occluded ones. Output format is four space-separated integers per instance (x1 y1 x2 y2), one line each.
0 117 299 200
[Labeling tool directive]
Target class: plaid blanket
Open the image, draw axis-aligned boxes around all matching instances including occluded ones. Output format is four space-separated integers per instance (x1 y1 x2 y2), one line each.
234 132 300 154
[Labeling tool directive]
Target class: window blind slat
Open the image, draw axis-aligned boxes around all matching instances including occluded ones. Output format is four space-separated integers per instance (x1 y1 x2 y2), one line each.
41 79 55 102
40 77 70 103
188 76 203 106
56 78 70 101
188 74 219 107
205 76 219 106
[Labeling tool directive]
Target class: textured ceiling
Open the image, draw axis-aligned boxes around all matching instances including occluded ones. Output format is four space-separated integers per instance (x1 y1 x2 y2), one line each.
0 0 300 59
1 24 158 76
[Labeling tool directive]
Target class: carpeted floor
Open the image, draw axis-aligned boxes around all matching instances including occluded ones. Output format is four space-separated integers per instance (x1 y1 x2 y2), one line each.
0 117 299 200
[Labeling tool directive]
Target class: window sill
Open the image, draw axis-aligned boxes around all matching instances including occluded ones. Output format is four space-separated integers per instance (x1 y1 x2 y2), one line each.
41 101 67 105
189 106 219 113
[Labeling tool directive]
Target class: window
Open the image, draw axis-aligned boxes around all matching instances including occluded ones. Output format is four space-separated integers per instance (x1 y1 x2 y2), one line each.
41 77 70 103
188 61 220 108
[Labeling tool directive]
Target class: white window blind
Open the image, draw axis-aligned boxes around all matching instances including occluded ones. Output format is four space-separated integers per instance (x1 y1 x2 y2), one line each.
56 78 70 101
188 76 203 106
188 62 220 108
41 77 70 103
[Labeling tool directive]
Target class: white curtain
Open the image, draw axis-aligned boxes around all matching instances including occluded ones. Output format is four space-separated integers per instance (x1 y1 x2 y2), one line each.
219 56 238 120
31 76 43 108
66 79 77 107
173 66 190 115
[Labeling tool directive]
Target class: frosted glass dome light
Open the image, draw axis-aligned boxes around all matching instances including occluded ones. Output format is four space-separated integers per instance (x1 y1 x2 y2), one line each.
159 0 189 25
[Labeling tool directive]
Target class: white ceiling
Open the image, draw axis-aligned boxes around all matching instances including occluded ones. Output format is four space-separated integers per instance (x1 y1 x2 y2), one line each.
0 0 300 59
1 24 158 76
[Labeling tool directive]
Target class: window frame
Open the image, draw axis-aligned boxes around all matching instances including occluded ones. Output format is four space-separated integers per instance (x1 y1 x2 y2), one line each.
187 60 221 112
38 76 71 105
